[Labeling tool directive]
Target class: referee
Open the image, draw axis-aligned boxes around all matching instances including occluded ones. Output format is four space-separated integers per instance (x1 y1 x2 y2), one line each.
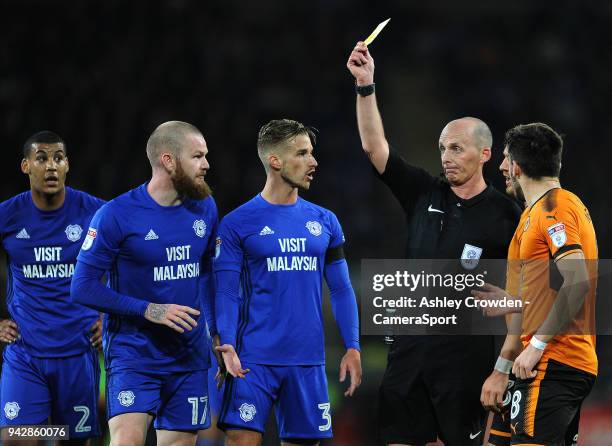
347 41 522 446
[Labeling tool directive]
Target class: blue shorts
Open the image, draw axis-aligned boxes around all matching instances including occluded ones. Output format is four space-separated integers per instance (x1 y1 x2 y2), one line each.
0 343 101 438
218 363 332 440
106 367 211 431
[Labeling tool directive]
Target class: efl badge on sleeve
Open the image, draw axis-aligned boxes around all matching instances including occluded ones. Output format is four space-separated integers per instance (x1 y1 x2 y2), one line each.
547 222 567 248
461 243 483 270
82 228 97 251
215 237 222 259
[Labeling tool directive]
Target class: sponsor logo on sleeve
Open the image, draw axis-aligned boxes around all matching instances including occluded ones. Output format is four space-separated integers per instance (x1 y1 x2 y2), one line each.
215 237 221 259
81 228 97 251
547 222 567 248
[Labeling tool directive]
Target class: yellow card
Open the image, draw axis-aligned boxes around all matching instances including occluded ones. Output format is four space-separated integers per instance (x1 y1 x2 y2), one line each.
363 18 391 46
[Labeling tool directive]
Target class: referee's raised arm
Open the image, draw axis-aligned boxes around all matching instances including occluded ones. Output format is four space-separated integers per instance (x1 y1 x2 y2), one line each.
347 41 389 174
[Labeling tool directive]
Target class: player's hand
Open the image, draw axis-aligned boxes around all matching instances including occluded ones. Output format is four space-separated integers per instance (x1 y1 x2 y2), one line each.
512 344 542 379
471 283 521 317
0 319 19 343
89 314 104 351
339 348 362 397
481 370 509 412
347 41 375 86
144 303 199 333
215 344 250 379
212 335 227 389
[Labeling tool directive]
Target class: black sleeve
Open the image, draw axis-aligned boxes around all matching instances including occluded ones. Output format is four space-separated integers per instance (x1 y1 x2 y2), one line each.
376 145 436 216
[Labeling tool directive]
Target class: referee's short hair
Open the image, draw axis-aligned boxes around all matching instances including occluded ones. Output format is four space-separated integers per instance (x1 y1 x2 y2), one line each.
23 131 66 158
504 123 563 179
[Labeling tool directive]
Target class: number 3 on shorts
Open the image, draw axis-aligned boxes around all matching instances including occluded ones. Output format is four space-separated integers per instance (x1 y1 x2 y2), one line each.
318 402 331 431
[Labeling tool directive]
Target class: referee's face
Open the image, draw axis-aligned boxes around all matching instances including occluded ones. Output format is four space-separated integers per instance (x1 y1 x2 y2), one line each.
439 121 484 187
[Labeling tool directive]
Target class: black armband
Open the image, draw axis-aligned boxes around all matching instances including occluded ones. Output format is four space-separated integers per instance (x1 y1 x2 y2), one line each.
325 244 346 264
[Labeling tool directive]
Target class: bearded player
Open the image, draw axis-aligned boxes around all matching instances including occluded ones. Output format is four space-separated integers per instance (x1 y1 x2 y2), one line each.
71 121 220 446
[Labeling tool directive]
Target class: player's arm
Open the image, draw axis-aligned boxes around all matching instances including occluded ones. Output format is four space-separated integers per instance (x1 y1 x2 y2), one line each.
324 242 362 397
481 313 522 412
346 41 389 174
513 251 590 379
214 219 249 379
0 242 19 343
71 261 199 333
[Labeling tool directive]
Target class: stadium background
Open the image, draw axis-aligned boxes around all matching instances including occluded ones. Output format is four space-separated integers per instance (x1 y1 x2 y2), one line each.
1 1 611 444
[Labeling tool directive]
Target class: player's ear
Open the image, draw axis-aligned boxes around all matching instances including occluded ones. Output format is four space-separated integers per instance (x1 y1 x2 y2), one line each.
21 158 30 175
160 152 175 173
65 156 69 174
511 160 521 178
269 154 282 171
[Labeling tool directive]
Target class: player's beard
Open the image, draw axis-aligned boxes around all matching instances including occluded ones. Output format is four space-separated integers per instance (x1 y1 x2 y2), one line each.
280 170 309 191
171 159 212 200
508 173 525 203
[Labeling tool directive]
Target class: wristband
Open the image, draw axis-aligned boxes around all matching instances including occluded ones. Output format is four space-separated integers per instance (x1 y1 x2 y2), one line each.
494 356 514 374
530 336 548 351
356 83 375 97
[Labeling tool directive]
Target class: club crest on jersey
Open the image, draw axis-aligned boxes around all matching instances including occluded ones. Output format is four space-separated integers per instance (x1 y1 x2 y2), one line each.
3 402 20 420
215 237 221 259
193 220 206 238
118 390 135 407
306 221 322 236
81 228 97 251
239 403 256 422
65 224 83 242
547 222 567 248
460 243 482 270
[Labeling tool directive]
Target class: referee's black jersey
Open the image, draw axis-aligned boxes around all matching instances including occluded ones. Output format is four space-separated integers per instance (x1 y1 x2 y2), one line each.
378 146 522 261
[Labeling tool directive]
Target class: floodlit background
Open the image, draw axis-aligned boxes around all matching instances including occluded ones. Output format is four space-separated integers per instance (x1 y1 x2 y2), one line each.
1 1 611 444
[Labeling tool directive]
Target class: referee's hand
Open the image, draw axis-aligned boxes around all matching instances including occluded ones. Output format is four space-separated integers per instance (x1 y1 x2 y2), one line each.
347 41 375 86
144 303 199 333
340 348 362 397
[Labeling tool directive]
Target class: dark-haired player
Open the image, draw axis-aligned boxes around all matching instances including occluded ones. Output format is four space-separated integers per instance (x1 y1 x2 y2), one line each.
0 131 104 445
71 121 220 446
215 119 361 446
477 123 597 446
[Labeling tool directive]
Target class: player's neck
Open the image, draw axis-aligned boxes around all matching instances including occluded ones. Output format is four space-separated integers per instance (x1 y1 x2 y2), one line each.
30 187 66 211
522 177 561 207
261 177 299 205
147 175 182 206
450 172 487 200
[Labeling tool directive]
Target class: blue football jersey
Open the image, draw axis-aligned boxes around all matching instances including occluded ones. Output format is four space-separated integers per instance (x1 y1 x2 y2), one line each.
77 184 217 372
214 194 345 365
0 187 104 357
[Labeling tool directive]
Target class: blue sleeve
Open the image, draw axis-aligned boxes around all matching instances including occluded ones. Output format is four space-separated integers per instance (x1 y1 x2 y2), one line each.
214 218 244 347
200 201 218 336
71 261 149 316
77 204 121 270
214 270 240 347
328 211 345 248
324 259 360 350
